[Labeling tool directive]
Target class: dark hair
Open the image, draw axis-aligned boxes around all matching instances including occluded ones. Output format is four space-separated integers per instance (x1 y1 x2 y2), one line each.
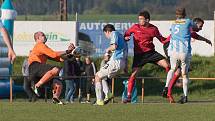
176 7 186 18
193 17 204 24
103 24 115 32
138 10 150 21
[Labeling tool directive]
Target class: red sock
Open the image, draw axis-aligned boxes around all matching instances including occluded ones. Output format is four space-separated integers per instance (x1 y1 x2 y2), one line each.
127 76 135 98
167 74 180 96
165 66 170 73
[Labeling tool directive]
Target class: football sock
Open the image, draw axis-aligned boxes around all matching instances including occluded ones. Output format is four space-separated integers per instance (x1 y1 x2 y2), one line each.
165 66 170 73
166 69 174 87
167 73 180 96
95 81 103 101
183 77 189 96
102 78 109 96
127 75 135 97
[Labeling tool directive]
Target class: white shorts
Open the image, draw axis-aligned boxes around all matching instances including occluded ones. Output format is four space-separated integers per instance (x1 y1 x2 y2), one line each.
97 59 125 79
169 52 191 75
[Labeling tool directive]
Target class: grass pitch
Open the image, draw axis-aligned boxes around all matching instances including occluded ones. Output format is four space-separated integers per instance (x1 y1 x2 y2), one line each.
1 99 215 121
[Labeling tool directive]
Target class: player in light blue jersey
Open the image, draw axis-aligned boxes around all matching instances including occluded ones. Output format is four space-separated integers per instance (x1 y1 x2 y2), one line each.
166 7 195 103
168 18 193 55
94 24 128 105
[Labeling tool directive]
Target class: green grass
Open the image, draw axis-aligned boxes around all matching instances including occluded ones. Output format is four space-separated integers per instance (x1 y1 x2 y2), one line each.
1 101 215 121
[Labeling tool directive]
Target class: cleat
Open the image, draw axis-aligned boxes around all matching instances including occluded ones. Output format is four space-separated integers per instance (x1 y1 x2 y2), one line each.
122 95 131 103
52 97 64 105
85 100 91 104
161 87 168 98
104 92 114 104
178 95 188 104
32 86 40 97
167 95 175 103
93 100 104 106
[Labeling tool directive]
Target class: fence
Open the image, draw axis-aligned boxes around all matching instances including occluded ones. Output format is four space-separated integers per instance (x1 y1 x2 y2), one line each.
2 75 215 103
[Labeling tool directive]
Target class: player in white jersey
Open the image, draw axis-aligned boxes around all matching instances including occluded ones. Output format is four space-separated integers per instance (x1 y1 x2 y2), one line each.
94 24 128 105
166 7 194 103
0 21 16 63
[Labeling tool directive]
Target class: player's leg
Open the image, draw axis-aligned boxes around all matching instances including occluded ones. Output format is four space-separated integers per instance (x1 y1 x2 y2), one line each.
167 68 181 98
126 67 140 102
95 60 121 105
178 54 191 104
126 53 144 102
94 74 104 105
52 79 63 104
35 67 60 88
32 63 61 96
165 55 179 103
153 52 170 97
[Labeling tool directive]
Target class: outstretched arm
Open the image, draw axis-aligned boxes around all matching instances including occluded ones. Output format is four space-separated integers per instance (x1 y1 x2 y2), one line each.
1 27 16 63
41 43 75 62
191 32 212 46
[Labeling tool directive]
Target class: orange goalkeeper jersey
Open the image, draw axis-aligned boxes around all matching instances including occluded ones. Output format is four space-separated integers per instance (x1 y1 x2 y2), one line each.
28 42 62 65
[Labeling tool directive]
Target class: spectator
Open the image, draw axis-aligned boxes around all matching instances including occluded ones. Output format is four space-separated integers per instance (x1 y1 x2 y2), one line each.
84 56 97 103
64 56 78 103
75 56 85 103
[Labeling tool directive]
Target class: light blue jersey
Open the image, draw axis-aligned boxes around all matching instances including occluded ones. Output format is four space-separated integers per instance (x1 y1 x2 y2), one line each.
168 18 194 55
110 31 128 60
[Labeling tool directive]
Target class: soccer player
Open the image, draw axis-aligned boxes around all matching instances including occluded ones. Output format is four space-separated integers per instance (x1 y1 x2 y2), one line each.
165 7 199 104
0 21 16 63
164 17 212 103
123 10 170 103
94 24 128 105
28 31 75 103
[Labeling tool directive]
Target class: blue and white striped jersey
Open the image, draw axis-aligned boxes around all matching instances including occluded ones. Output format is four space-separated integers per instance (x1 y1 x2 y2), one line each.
168 18 194 55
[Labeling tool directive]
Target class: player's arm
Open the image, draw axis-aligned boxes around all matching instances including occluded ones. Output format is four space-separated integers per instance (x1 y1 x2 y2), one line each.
191 32 212 46
1 27 16 62
58 43 75 55
42 43 75 61
124 25 135 41
106 44 117 53
154 27 167 44
106 32 118 53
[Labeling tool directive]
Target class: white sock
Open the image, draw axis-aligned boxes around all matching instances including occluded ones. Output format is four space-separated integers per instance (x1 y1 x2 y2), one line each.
95 81 103 101
183 76 189 96
165 69 174 87
102 78 110 97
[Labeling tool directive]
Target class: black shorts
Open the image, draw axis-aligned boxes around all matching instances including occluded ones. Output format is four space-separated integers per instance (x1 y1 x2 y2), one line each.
29 62 60 84
132 50 166 68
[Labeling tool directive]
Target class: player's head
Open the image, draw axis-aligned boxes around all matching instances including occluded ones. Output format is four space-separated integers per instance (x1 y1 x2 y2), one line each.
192 17 204 32
175 7 186 19
138 10 150 26
34 31 47 43
103 24 115 39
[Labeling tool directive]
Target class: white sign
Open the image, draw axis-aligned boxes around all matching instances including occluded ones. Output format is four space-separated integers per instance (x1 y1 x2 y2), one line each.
13 20 214 56
13 21 77 56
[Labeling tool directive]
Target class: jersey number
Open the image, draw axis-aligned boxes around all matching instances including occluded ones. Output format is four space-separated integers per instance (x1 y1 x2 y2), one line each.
174 25 180 34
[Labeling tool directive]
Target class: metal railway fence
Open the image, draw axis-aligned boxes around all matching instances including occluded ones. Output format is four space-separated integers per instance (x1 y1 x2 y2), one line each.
1 75 215 103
